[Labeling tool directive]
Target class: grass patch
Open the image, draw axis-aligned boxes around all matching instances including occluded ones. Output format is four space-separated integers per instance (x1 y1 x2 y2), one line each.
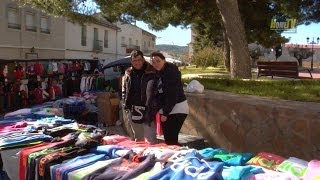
180 66 228 75
182 78 320 102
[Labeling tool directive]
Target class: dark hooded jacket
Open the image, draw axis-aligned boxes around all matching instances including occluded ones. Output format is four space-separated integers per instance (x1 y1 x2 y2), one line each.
122 62 159 124
155 62 186 116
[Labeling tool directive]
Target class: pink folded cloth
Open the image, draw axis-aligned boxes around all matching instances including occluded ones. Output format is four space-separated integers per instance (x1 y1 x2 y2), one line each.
13 121 28 128
303 160 320 179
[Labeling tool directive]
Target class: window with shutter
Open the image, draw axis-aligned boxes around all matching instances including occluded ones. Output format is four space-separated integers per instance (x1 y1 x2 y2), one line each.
121 37 126 47
129 38 132 45
40 16 50 33
7 7 20 29
104 30 108 48
25 12 36 32
81 26 87 46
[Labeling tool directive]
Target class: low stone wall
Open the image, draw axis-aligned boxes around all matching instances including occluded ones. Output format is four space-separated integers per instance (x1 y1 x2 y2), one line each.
181 90 320 160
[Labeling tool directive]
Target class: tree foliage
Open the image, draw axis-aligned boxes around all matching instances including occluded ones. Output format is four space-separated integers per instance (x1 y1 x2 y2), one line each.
192 0 292 51
15 0 320 78
16 0 98 23
288 46 313 67
191 47 224 68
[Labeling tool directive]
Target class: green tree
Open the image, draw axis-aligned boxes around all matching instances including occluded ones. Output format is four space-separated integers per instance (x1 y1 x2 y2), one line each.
288 46 313 67
192 47 223 68
16 0 320 78
192 1 290 72
16 0 251 78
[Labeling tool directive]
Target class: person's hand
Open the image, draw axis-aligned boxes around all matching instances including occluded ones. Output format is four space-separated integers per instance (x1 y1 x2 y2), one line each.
161 115 167 122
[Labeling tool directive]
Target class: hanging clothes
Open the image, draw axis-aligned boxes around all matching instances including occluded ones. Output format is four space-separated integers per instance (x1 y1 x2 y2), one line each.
34 62 43 76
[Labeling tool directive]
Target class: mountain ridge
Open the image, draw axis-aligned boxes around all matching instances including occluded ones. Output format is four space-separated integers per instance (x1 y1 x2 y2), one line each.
156 44 188 59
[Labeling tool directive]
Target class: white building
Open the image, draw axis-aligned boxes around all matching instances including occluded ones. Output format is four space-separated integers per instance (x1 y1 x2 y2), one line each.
141 29 156 56
65 14 120 64
0 0 157 67
0 0 66 59
115 22 142 58
116 21 156 58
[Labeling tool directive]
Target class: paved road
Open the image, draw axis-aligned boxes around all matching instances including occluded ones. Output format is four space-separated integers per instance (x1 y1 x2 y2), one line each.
300 71 320 78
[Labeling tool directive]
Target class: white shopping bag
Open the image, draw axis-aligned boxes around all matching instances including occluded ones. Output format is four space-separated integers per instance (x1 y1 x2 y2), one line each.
186 80 204 93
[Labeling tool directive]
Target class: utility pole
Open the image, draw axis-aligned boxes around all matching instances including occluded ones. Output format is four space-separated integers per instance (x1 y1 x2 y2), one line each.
306 37 320 71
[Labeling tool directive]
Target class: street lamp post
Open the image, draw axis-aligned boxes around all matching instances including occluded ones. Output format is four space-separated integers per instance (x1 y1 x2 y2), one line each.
306 37 320 71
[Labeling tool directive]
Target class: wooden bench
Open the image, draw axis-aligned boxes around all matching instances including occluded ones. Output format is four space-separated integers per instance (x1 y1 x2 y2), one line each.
257 61 313 79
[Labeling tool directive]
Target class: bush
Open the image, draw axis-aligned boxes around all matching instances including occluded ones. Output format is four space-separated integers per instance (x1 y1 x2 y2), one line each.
191 47 224 67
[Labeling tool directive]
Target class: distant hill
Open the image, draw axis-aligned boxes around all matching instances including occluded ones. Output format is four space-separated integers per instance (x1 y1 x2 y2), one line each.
156 44 188 59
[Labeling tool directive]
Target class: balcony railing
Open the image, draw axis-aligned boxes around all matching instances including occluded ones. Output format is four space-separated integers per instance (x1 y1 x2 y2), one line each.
121 43 127 47
26 25 37 32
127 45 140 50
142 48 154 54
8 23 21 29
40 28 50 34
93 40 103 52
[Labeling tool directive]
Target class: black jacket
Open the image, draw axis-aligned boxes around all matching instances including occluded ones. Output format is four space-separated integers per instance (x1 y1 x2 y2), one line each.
122 62 158 123
155 62 186 116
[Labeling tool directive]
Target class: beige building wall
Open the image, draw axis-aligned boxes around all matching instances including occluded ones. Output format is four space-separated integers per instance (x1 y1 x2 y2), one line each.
65 21 118 63
0 0 65 60
141 30 156 56
116 22 143 58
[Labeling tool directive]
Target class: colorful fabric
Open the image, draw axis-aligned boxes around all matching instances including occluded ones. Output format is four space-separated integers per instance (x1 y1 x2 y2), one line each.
86 152 156 180
247 152 286 171
221 165 263 180
68 158 121 180
0 132 52 150
277 157 308 178
303 160 320 180
149 150 225 180
51 153 107 180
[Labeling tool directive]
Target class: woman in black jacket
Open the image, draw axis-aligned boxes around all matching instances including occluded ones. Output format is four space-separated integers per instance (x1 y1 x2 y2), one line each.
151 52 189 145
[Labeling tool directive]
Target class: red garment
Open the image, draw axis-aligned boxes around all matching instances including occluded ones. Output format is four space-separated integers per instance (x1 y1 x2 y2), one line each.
27 65 36 75
19 143 50 180
48 86 55 100
58 63 66 74
34 63 43 76
0 67 4 77
20 90 28 107
0 84 4 96
116 140 179 149
14 66 23 79
53 85 61 97
19 135 73 180
102 135 131 145
34 88 44 104
0 122 26 133
75 61 82 71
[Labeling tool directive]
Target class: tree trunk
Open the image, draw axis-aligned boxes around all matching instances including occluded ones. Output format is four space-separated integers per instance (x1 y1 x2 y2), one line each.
298 59 303 67
216 0 251 79
223 27 230 72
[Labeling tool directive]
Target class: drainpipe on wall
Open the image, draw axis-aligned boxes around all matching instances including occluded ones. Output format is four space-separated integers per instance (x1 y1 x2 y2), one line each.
19 9 23 59
116 28 122 59
116 30 118 59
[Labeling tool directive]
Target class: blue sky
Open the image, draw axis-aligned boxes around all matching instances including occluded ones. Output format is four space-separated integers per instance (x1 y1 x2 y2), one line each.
282 23 320 44
136 20 319 46
136 21 191 46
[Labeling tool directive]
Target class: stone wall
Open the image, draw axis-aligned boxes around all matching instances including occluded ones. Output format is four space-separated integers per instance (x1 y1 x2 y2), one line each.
181 90 320 160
